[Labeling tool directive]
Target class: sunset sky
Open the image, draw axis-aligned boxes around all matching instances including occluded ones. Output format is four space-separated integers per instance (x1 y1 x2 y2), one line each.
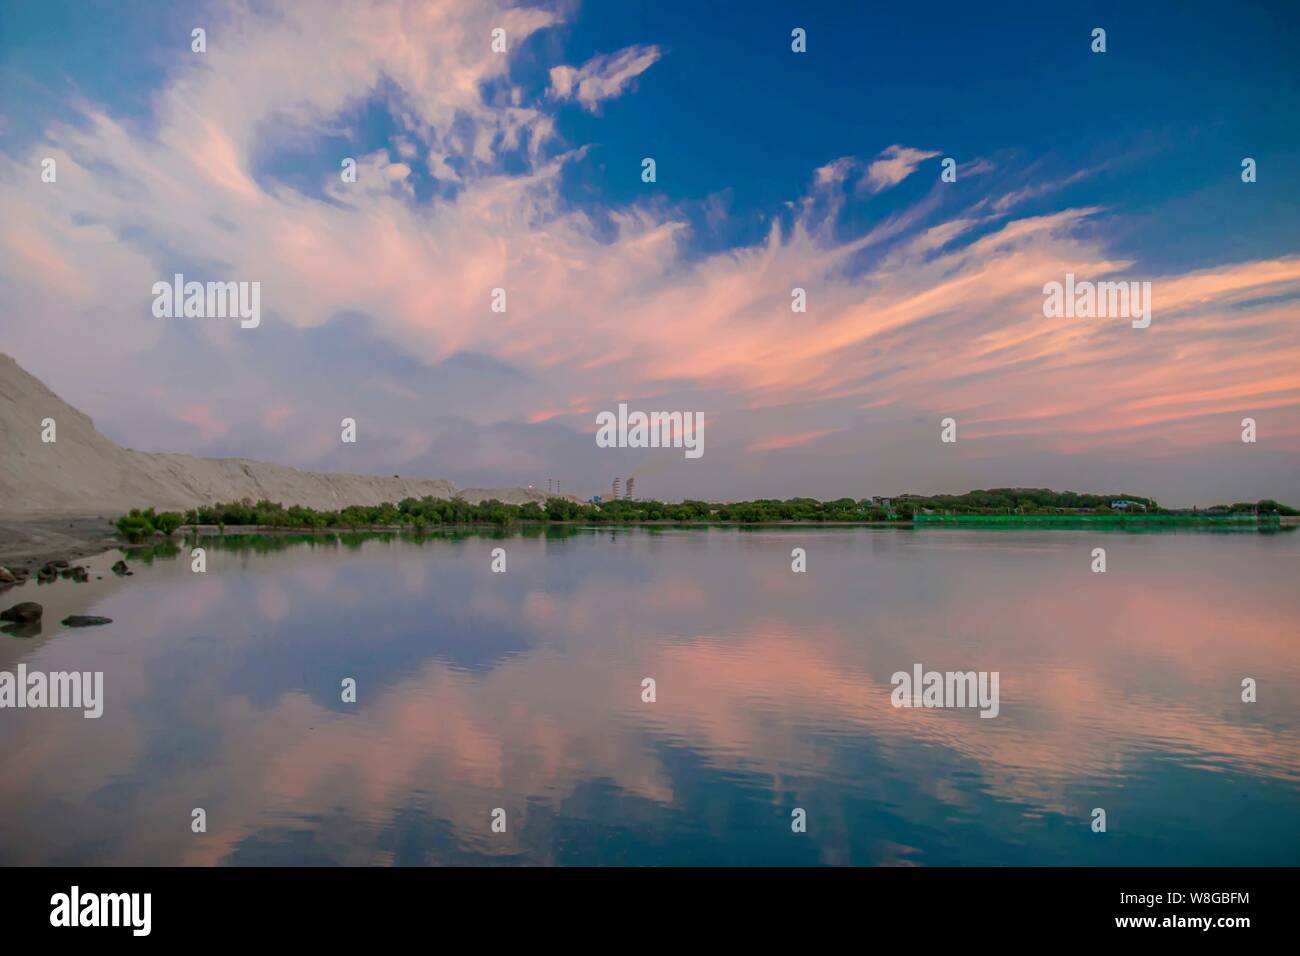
2 0 1298 505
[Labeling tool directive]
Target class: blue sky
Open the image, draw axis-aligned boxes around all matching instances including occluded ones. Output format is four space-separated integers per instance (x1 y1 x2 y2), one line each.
1 0 1298 504
8 1 1296 258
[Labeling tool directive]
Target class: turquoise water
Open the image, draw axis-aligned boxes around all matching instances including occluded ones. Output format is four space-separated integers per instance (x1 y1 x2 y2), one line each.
2 526 1298 865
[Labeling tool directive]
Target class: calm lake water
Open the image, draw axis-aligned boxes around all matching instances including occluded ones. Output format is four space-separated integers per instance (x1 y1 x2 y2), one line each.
2 526 1298 866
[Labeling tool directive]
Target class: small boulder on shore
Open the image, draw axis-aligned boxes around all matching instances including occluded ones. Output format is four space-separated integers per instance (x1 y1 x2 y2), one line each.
1 602 43 623
62 615 112 627
111 560 130 575
0 567 16 584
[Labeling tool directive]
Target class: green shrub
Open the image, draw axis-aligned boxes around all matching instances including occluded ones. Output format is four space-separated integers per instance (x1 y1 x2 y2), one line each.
116 509 155 542
154 511 183 536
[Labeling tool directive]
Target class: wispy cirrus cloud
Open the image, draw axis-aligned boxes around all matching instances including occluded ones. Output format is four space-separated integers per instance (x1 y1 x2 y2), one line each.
863 144 941 192
548 44 662 112
748 429 838 453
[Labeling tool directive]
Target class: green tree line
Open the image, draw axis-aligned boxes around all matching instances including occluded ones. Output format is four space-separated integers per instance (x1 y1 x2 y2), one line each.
113 489 1295 540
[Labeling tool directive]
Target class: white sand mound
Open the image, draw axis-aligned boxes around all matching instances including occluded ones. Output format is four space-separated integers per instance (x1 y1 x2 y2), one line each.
0 352 559 514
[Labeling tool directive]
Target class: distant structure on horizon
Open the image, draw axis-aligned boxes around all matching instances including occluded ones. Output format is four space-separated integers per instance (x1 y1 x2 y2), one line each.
1110 499 1146 511
612 477 622 500
625 477 635 499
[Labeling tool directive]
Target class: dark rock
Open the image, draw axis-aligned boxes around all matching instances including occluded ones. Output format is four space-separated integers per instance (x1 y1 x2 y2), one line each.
111 560 129 575
1 602 43 623
61 615 112 627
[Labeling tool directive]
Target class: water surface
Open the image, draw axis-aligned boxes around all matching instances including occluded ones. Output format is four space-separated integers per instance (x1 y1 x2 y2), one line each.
2 526 1297 865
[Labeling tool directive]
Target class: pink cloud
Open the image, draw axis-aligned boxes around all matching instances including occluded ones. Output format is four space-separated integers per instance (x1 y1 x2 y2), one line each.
175 404 229 441
748 428 838 453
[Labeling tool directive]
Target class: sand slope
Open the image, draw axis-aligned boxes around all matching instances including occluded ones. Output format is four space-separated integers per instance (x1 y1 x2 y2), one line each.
0 352 554 514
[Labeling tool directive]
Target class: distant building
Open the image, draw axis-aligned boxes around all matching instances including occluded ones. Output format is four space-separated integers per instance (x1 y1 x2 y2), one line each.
1110 499 1146 511
625 477 635 499
612 477 622 500
871 496 892 509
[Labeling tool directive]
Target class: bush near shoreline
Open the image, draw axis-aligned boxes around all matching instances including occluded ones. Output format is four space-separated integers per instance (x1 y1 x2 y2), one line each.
112 490 1298 541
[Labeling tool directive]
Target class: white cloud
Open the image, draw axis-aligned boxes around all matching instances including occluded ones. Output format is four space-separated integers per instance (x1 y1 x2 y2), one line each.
863 144 940 193
548 44 661 112
813 156 860 187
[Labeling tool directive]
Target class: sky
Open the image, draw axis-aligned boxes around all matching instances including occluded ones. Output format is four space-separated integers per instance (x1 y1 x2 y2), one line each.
1 0 1298 506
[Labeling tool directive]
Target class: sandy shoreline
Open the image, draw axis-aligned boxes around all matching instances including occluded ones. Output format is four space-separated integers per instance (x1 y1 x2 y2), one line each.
0 514 121 567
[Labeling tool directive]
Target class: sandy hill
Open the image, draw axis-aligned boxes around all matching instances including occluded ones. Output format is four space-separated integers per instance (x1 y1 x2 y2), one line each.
0 352 556 515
